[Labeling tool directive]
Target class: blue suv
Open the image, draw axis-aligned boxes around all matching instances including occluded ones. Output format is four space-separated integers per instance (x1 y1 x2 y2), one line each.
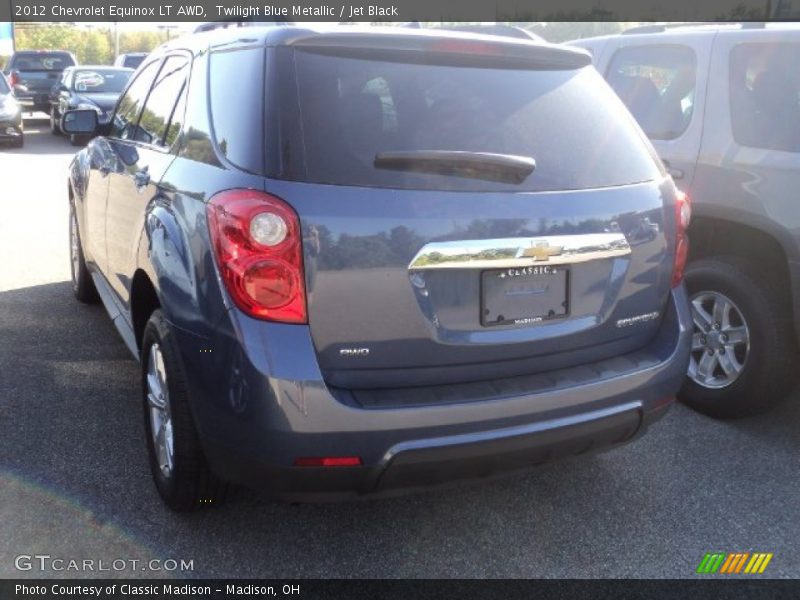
63 26 692 510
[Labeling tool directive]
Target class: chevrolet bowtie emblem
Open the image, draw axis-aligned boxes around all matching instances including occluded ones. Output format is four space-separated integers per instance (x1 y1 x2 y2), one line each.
518 242 564 261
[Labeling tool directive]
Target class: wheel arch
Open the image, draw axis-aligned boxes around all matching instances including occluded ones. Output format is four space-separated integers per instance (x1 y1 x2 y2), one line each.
133 196 210 352
67 152 90 207
688 213 800 342
131 269 161 356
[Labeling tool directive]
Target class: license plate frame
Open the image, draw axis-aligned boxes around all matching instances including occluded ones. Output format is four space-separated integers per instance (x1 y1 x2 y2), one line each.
480 265 569 327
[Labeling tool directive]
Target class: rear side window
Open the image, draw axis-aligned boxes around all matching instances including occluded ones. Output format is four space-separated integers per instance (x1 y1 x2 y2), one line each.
277 52 661 192
730 43 800 153
209 47 264 173
136 55 189 147
606 45 697 140
110 60 160 141
11 52 74 71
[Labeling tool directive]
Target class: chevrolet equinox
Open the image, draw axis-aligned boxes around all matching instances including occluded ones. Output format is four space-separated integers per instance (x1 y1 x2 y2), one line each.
63 26 692 510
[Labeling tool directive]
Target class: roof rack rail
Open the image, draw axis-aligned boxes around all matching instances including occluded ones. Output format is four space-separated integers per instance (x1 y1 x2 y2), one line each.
622 22 765 35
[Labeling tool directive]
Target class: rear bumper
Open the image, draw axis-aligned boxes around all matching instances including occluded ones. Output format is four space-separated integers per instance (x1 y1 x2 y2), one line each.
179 287 691 500
205 399 668 501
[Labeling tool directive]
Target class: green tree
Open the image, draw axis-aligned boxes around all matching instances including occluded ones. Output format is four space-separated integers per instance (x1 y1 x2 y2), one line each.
78 30 112 64
120 30 162 54
12 23 163 65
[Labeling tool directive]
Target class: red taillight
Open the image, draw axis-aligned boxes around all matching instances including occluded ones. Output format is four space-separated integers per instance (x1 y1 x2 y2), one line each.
207 189 306 323
671 190 691 287
9 72 18 87
293 457 362 467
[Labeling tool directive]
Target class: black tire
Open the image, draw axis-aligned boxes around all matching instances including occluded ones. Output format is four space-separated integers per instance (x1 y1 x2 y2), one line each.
50 106 61 135
678 256 798 418
69 202 99 303
141 309 229 511
69 134 88 146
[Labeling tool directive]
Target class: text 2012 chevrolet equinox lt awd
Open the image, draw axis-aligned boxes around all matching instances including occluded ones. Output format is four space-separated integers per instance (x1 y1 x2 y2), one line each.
63 26 692 510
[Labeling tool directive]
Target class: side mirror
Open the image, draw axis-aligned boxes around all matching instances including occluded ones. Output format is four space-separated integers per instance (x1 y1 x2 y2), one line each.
61 109 98 135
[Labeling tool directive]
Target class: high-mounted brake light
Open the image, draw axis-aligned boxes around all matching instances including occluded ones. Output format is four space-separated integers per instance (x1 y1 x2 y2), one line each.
672 190 691 288
207 189 307 323
429 39 505 56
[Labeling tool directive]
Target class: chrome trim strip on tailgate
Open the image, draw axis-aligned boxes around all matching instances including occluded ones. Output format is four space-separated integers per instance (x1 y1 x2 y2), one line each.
408 233 631 270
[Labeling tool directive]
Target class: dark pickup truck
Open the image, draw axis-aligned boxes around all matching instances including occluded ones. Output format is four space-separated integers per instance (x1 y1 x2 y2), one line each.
4 50 77 113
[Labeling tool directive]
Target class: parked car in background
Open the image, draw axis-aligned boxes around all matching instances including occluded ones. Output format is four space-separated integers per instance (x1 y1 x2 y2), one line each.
571 23 800 418
3 50 77 114
114 53 148 70
49 66 133 145
0 72 23 147
62 26 691 510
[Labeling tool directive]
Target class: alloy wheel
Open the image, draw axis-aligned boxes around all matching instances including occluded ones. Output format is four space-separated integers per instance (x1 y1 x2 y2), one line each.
146 343 174 477
688 291 750 389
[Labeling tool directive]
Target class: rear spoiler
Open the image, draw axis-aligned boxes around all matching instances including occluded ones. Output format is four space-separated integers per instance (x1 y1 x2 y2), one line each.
286 32 592 70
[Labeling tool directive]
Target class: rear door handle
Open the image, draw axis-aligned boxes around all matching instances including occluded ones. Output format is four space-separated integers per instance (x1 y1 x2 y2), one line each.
133 167 150 190
662 160 684 180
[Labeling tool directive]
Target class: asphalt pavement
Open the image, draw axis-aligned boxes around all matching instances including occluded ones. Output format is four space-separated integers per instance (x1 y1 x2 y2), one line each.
1 118 798 579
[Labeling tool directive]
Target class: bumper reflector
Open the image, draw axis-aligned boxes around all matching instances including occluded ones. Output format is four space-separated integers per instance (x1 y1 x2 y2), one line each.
293 456 362 467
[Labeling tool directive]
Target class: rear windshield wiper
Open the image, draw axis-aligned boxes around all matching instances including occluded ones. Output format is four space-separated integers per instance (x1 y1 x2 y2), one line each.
374 151 536 184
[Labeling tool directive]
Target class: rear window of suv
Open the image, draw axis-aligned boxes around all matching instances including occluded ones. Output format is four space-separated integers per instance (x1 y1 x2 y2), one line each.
268 50 662 192
10 52 75 71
